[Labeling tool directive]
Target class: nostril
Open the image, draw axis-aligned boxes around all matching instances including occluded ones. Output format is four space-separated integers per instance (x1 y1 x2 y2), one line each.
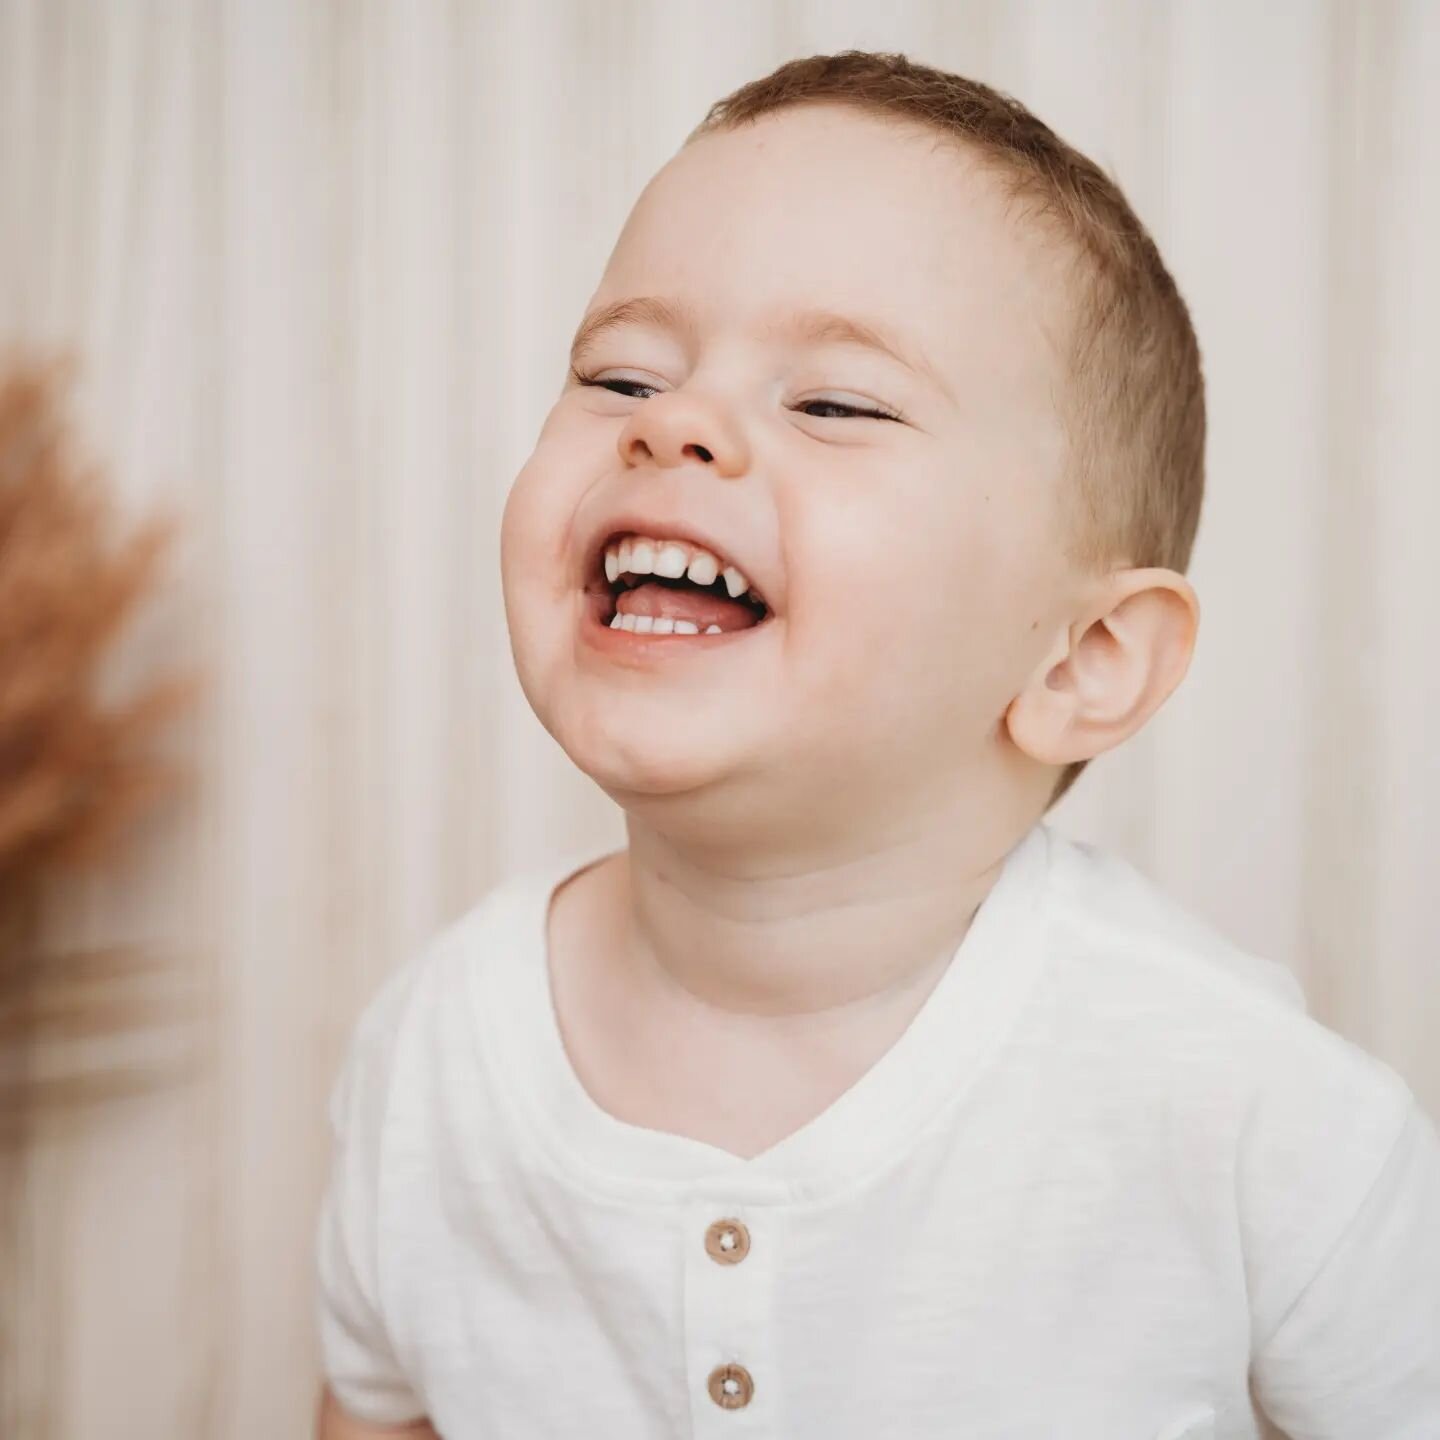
685 443 714 463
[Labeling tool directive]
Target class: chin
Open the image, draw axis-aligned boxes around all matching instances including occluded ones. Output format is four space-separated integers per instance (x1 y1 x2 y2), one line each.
550 693 763 800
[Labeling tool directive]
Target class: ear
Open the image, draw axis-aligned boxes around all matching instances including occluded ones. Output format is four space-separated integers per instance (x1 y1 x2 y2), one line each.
1005 568 1199 768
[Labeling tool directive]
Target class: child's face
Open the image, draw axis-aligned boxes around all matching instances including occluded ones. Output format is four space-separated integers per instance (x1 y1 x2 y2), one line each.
502 103 1081 830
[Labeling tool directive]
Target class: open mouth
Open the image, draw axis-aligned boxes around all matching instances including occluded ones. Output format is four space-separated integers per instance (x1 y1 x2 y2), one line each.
585 532 773 639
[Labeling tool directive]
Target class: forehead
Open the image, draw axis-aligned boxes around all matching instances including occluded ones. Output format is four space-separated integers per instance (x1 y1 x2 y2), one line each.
595 103 1064 400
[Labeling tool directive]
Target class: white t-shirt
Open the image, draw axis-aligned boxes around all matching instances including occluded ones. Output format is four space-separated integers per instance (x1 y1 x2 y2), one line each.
314 821 1440 1439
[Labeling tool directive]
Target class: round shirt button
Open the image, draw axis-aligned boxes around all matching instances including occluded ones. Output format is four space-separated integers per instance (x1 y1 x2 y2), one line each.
707 1362 755 1409
704 1217 751 1265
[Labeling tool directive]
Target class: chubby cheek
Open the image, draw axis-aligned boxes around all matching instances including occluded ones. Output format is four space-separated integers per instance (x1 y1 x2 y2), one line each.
499 445 585 680
785 487 1041 742
506 414 598 571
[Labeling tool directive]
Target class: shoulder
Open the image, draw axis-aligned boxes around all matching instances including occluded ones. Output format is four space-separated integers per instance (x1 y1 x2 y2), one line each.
1034 825 1413 1110
327 862 552 1136
1038 824 1306 1014
1034 825 1426 1334
1035 825 1394 1078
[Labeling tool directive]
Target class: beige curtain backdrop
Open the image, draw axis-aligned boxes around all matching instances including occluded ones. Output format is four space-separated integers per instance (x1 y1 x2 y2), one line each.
1 0 1436 1434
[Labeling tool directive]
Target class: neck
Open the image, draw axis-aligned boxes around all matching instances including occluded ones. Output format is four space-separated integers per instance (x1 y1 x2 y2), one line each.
613 808 1035 1025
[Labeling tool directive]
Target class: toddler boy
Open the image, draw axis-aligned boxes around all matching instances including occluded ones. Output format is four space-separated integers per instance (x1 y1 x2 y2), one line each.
315 51 1440 1439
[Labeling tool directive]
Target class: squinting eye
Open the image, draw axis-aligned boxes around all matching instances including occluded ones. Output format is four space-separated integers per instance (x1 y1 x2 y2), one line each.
797 397 903 422
570 368 905 424
571 369 658 400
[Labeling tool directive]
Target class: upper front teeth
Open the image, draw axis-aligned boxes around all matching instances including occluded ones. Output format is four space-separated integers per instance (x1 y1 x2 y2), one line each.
604 534 756 603
653 542 689 579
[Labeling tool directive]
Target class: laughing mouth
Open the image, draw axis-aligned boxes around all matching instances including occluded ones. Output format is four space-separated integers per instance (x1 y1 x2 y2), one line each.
589 532 772 637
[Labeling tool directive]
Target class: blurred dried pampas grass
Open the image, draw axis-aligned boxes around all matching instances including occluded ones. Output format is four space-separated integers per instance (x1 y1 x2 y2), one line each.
0 354 197 1138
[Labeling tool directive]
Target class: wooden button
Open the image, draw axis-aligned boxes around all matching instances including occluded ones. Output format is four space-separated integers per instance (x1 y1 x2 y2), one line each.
704 1218 750 1265
707 1362 754 1409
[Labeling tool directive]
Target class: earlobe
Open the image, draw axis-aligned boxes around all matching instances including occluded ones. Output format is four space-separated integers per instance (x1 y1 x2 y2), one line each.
1004 625 1092 767
1004 569 1198 769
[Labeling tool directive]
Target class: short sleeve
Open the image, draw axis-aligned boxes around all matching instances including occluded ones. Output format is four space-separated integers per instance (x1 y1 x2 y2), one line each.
1250 1093 1440 1439
314 968 428 1427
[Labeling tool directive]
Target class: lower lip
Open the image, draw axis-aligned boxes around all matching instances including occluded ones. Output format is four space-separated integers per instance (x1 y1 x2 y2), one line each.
578 590 772 654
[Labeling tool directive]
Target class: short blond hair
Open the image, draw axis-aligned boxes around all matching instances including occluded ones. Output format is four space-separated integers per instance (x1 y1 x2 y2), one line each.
688 51 1206 809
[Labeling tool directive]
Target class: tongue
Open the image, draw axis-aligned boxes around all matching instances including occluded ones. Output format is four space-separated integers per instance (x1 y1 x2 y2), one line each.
614 581 761 632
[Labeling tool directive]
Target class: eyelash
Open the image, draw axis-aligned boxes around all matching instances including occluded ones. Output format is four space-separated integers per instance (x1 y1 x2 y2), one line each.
569 368 905 424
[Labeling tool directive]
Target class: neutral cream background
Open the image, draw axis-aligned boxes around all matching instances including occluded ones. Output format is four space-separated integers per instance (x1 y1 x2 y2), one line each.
1 1 1436 1435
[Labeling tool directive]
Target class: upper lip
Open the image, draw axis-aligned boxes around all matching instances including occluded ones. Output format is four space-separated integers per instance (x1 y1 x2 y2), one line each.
580 509 774 609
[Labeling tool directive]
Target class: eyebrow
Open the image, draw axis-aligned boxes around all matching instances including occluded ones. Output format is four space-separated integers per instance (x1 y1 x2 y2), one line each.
568 295 951 400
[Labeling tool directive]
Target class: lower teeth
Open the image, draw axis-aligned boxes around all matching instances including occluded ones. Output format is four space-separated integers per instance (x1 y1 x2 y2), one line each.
609 614 722 635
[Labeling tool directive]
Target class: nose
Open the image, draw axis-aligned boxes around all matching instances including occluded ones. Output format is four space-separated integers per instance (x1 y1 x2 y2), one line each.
617 389 749 478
